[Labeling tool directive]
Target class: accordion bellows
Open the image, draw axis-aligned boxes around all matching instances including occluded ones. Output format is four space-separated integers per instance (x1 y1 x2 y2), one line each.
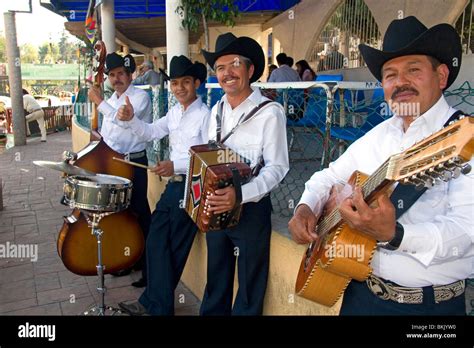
184 143 251 232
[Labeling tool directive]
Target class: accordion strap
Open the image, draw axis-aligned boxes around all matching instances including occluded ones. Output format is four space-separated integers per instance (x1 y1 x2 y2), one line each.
220 166 244 227
218 99 274 144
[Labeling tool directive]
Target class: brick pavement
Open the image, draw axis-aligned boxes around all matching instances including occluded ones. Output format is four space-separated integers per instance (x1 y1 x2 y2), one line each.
0 132 199 315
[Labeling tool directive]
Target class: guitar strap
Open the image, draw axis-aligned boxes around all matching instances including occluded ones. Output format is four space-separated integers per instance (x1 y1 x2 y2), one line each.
390 110 469 219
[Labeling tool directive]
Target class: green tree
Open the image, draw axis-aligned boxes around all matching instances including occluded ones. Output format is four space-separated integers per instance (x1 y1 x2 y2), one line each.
20 43 39 63
0 35 6 63
177 0 240 71
38 43 51 64
38 42 60 64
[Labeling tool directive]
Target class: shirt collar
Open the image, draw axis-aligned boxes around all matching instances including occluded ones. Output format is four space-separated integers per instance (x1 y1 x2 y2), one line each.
222 87 262 110
180 96 202 115
387 95 452 134
112 84 134 100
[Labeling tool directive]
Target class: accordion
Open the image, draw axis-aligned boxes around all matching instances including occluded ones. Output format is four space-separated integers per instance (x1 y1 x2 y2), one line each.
184 142 251 232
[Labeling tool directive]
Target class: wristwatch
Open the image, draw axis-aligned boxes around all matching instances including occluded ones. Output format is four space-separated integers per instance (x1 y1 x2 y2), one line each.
377 222 404 250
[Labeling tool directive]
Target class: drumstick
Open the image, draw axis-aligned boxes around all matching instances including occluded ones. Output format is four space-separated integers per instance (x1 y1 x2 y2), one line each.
112 157 162 181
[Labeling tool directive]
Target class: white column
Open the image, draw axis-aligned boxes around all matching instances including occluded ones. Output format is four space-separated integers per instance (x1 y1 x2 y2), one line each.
4 11 26 146
101 0 116 53
165 0 189 71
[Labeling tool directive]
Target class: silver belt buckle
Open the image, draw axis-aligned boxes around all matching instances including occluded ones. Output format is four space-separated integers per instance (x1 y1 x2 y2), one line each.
170 175 184 183
124 153 130 161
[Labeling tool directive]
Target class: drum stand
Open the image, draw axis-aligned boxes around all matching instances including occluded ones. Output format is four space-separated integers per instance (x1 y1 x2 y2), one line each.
82 211 122 316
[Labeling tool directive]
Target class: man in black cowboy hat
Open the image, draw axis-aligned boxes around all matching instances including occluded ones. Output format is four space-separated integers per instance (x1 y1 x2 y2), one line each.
116 55 210 315
88 52 152 287
289 16 472 315
199 33 289 315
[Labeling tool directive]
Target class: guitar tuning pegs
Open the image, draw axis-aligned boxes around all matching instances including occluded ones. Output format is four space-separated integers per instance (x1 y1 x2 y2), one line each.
415 183 426 191
409 174 424 186
423 179 434 189
452 166 462 179
416 171 435 188
461 163 472 175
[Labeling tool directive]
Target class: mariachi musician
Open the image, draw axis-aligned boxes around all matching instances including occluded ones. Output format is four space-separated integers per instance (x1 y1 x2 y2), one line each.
199 33 289 315
88 52 152 287
116 56 210 316
289 16 473 315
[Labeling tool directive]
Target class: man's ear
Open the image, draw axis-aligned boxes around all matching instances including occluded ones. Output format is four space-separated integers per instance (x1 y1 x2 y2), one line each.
437 64 450 90
194 78 201 90
248 64 255 81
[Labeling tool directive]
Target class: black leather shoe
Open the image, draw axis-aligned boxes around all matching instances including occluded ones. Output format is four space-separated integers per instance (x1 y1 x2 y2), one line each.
131 278 147 288
119 301 148 316
111 268 132 277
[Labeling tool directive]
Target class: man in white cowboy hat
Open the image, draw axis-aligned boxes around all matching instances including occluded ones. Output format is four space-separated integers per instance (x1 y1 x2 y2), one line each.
88 52 152 286
199 33 289 315
116 56 210 315
289 16 473 315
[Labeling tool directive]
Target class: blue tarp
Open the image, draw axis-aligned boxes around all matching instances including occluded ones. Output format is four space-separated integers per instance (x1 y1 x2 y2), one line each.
46 0 300 21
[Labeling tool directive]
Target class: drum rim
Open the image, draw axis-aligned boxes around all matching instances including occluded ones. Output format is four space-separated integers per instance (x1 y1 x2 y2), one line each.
66 173 132 188
63 197 130 212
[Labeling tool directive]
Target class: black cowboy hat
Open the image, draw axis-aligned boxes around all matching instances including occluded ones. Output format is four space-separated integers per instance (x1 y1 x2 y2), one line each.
105 52 136 74
169 55 207 83
359 16 462 89
201 33 265 83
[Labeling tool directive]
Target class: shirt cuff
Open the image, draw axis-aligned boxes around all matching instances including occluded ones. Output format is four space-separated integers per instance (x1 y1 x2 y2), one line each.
241 183 252 204
123 115 141 130
297 191 324 216
173 158 188 175
397 222 438 266
97 100 114 117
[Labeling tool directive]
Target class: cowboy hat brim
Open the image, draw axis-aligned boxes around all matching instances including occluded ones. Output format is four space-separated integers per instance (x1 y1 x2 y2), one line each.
105 53 136 75
170 63 207 84
359 23 462 89
202 37 265 83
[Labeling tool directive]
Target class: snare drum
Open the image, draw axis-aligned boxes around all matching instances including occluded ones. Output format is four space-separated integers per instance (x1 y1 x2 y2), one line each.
63 174 132 212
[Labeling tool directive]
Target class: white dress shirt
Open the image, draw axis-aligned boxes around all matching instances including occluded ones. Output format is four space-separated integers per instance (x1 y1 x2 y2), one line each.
119 97 210 174
23 95 42 113
207 88 290 204
98 84 152 154
298 96 474 287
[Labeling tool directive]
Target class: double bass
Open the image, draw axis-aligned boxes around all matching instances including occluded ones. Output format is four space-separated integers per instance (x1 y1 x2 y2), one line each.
57 41 144 276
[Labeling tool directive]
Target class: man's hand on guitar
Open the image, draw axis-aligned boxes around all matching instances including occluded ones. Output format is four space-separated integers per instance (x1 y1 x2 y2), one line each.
339 186 396 242
150 161 174 177
289 204 319 244
206 187 236 214
117 96 134 121
88 85 103 105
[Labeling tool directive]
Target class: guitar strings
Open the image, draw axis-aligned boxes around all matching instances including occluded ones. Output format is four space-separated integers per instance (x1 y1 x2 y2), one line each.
316 161 390 238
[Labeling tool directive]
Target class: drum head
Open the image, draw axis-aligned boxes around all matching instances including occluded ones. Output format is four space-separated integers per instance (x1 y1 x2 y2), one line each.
63 174 132 212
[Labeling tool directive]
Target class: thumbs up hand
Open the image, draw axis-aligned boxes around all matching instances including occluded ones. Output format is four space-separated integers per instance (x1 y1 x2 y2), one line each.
117 95 134 121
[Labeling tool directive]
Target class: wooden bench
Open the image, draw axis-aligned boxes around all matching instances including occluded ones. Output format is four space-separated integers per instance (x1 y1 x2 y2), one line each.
5 106 73 136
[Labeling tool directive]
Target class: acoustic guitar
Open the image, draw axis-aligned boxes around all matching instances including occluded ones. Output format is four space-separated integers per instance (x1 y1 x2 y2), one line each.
295 116 474 306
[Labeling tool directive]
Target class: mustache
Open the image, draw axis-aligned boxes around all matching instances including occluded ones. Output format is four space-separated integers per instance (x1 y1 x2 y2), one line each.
391 86 419 99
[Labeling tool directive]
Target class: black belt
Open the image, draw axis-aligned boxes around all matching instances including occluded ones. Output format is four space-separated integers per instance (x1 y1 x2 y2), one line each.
125 150 146 160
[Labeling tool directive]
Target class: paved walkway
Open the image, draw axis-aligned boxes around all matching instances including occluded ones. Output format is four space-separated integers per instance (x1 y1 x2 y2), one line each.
0 132 200 315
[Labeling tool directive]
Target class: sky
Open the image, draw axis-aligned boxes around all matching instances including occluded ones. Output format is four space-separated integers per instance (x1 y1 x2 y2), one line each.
0 0 79 46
